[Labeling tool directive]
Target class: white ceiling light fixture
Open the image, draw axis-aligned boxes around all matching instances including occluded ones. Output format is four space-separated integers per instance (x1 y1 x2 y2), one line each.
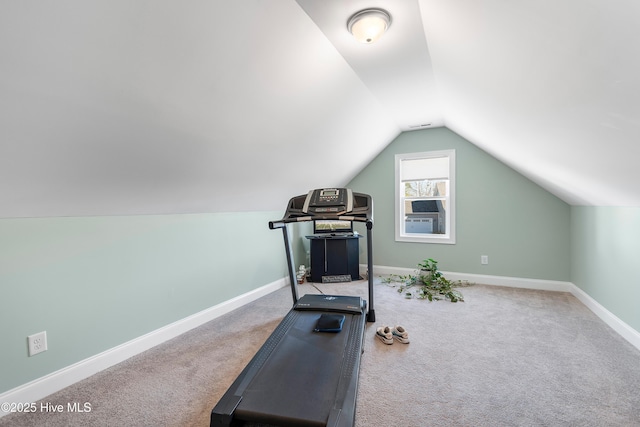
347 8 391 44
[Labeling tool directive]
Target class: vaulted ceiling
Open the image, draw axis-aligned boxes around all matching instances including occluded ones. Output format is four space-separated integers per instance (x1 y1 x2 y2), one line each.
2 0 639 218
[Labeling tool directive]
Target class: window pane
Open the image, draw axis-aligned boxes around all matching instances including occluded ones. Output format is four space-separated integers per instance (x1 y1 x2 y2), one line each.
404 199 446 235
403 180 447 197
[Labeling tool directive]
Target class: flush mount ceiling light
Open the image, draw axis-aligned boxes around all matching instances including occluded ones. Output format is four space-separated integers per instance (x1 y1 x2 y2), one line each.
347 8 391 44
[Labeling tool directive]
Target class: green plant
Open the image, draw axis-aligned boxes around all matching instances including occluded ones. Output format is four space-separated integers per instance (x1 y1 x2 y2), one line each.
381 258 467 302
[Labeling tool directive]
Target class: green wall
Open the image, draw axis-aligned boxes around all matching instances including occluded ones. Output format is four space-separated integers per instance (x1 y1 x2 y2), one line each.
347 127 571 281
6 127 638 396
571 207 640 332
0 211 287 393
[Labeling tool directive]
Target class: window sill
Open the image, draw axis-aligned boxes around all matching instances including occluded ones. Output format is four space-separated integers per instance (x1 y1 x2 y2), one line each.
395 234 456 244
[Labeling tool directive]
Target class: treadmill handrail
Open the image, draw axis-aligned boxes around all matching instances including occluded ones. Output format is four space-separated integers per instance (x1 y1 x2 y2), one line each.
269 216 372 230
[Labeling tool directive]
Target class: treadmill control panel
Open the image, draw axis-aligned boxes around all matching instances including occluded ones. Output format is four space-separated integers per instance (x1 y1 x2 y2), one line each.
302 188 353 214
316 188 340 203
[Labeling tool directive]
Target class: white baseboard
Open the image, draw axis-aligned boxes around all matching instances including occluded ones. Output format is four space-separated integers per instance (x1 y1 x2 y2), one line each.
373 265 640 352
441 271 574 292
373 265 573 292
0 278 287 417
568 283 640 351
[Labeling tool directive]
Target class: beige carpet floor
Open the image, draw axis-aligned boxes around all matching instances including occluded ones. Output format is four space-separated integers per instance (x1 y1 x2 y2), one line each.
2 278 640 426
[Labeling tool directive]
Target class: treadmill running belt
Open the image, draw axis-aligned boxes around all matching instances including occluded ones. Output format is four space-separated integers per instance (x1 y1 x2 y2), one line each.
211 309 365 427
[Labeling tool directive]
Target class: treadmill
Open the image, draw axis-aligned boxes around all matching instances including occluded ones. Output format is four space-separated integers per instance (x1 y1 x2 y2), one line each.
211 188 374 427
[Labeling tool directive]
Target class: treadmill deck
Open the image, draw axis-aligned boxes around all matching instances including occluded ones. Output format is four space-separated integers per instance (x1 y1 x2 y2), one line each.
211 295 366 427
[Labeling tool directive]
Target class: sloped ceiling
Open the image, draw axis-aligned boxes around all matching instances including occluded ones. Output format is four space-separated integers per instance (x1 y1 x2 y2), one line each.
420 0 640 206
1 0 639 218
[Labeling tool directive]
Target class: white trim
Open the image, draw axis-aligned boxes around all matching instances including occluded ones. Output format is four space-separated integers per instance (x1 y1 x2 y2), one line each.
0 278 287 417
440 271 573 292
569 283 640 351
372 265 572 292
372 264 640 352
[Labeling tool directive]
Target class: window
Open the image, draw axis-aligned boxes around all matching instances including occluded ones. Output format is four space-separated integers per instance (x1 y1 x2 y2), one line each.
395 150 455 244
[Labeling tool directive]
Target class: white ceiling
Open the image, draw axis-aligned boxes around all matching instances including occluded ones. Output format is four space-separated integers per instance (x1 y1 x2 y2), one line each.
1 0 639 218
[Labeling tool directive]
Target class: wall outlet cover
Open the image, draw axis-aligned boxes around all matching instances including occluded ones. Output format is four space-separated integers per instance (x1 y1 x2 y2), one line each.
28 331 48 356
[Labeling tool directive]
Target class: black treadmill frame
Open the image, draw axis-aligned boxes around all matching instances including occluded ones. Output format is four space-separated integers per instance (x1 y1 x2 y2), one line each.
210 189 374 427
269 189 375 323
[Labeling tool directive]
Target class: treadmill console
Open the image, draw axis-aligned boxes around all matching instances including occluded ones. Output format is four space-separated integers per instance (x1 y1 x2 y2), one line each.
302 188 353 214
271 187 372 227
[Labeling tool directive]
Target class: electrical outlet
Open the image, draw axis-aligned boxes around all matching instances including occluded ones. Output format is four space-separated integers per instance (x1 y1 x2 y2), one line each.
481 255 489 265
28 331 48 356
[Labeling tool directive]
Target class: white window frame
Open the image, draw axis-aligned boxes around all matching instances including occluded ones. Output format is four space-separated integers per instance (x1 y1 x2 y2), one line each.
395 149 456 244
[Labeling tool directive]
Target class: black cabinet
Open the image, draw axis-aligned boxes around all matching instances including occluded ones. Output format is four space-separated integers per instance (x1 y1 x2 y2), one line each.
307 235 361 283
